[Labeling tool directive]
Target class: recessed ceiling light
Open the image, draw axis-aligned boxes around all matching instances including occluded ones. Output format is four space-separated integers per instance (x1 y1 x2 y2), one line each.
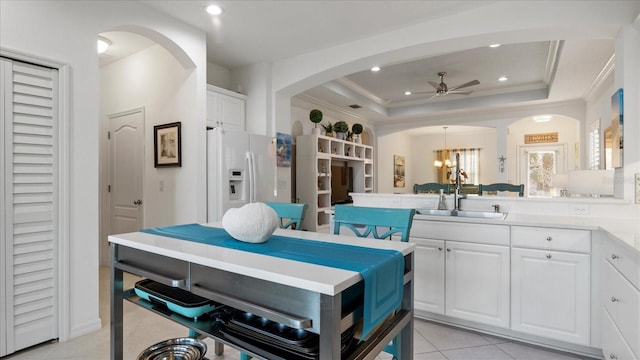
371 66 381 72
97 37 111 54
206 5 223 15
498 76 508 82
404 91 412 96
489 44 501 48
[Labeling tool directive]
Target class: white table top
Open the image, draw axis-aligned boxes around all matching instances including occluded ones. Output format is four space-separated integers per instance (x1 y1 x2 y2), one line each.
109 223 415 296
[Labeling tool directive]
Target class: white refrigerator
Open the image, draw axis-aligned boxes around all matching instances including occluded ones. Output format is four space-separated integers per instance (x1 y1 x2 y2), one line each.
207 128 277 222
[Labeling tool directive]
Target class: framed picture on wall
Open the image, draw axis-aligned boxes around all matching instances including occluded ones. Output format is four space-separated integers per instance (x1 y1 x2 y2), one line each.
394 155 405 188
154 122 182 167
276 132 292 167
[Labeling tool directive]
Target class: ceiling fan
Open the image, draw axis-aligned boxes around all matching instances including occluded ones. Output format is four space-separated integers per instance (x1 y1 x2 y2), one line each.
414 72 480 98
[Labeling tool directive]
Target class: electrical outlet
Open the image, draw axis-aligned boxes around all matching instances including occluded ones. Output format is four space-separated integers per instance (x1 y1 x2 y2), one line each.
570 204 589 215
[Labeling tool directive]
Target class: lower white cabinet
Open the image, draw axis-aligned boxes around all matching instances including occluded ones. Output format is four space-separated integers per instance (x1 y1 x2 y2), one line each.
446 241 510 328
413 238 445 314
602 234 640 359
511 247 591 345
413 237 510 328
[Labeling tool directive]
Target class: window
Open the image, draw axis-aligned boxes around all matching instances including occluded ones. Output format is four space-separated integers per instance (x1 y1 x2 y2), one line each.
434 148 480 184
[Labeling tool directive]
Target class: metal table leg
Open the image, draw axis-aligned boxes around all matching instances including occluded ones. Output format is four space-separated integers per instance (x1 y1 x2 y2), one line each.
110 243 123 360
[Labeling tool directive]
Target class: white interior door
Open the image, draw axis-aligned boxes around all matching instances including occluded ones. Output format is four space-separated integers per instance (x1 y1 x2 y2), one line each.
108 109 144 239
1 57 59 356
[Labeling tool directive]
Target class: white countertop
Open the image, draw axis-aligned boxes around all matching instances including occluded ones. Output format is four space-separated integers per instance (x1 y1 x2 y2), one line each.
352 192 640 254
108 223 415 296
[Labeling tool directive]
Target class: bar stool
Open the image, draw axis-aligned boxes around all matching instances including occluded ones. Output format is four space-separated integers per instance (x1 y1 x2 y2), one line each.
413 182 451 194
333 205 415 359
478 183 524 197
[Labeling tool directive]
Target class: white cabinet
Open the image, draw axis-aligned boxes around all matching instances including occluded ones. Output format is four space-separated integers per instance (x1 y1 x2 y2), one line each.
602 233 640 359
511 247 590 345
510 226 591 346
411 221 510 328
206 85 246 131
413 238 445 314
296 134 373 232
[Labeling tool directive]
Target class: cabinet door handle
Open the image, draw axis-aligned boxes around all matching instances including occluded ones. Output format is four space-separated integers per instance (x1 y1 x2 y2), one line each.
546 254 552 259
438 247 443 251
611 296 619 303
611 254 619 260
546 236 552 241
610 354 618 359
446 248 451 252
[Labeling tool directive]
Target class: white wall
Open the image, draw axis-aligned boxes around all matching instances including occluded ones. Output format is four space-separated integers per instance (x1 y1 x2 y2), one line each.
100 44 199 239
377 132 414 194
0 0 206 340
207 61 231 89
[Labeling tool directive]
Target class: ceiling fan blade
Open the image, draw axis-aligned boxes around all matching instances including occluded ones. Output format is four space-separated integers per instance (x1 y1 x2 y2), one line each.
449 79 480 91
411 90 437 95
428 81 441 90
447 90 473 95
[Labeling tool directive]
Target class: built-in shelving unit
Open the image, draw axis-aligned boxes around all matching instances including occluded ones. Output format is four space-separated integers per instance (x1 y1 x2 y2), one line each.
296 134 374 232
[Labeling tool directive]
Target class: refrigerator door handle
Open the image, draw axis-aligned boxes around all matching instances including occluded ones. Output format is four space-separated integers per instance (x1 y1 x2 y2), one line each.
246 151 255 203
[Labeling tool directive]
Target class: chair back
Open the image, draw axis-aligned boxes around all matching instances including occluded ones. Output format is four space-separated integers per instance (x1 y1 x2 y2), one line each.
333 205 415 242
413 183 451 194
478 183 524 197
265 202 307 230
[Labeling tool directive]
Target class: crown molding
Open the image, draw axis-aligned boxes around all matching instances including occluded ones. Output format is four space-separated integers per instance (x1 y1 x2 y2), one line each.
583 53 615 102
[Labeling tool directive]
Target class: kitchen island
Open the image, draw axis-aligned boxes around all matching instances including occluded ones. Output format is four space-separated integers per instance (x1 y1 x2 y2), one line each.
108 223 415 360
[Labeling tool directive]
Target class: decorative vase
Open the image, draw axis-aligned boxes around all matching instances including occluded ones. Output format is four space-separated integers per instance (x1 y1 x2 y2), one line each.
336 132 345 140
311 127 321 135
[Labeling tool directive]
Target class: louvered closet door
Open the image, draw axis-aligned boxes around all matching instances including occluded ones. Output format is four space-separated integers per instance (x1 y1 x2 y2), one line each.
1 57 59 356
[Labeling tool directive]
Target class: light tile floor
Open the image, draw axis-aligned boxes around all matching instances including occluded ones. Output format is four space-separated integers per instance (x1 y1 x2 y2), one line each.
4 267 592 360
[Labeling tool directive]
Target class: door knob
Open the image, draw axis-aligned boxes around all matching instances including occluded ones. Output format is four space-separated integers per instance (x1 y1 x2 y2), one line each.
134 200 142 205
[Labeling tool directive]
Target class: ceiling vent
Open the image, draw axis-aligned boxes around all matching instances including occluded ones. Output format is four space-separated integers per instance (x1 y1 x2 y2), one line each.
348 104 362 109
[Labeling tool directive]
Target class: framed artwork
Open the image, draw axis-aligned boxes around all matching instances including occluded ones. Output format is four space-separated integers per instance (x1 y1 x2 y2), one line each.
393 155 405 188
154 122 181 167
276 132 292 167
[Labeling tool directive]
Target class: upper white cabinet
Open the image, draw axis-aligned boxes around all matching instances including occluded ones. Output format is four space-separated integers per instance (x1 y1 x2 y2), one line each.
206 84 246 131
510 226 591 346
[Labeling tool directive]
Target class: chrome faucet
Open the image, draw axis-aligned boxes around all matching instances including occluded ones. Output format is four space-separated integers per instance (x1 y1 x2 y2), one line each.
452 152 466 214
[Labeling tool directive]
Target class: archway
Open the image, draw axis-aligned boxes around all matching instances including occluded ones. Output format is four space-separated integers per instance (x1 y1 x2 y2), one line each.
97 28 197 265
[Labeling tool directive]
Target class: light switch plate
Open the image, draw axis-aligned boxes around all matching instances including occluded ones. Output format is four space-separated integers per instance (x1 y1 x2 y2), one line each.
635 173 640 204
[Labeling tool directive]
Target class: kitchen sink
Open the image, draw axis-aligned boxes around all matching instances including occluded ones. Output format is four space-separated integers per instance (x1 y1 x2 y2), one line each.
416 209 507 220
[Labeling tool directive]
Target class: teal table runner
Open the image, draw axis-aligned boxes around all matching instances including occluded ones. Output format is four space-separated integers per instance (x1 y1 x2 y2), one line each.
140 223 404 338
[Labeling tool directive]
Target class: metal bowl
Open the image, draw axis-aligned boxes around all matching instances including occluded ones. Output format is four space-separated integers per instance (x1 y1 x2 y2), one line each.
137 337 207 360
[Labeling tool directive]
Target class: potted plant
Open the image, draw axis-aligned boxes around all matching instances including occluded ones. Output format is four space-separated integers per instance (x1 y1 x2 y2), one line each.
346 131 353 142
334 121 348 140
309 109 323 134
321 122 334 137
351 123 363 143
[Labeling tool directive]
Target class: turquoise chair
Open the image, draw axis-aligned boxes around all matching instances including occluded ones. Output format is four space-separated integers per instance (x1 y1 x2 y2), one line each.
333 205 415 359
478 183 524 197
413 182 451 194
265 202 307 230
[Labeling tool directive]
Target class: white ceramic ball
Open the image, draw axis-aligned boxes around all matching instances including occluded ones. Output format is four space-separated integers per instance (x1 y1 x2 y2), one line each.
222 202 278 243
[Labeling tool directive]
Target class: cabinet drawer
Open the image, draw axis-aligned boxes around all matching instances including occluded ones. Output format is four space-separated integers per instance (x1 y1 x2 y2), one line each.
603 309 639 360
604 234 640 290
411 221 509 246
511 226 590 253
604 261 640 357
